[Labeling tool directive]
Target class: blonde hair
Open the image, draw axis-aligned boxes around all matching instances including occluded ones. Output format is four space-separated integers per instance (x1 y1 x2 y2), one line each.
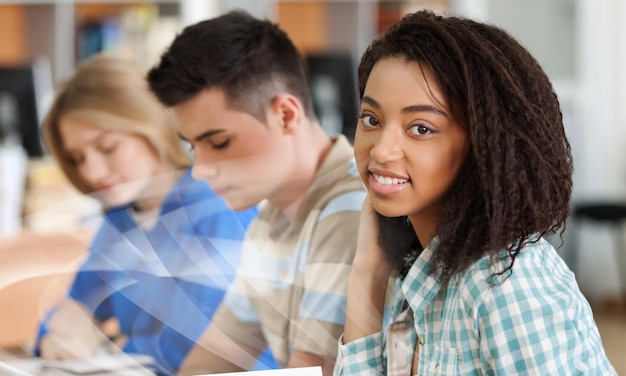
42 53 191 194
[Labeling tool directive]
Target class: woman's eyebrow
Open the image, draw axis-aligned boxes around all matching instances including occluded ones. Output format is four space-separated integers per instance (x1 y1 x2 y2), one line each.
400 104 446 117
361 95 447 116
361 96 381 109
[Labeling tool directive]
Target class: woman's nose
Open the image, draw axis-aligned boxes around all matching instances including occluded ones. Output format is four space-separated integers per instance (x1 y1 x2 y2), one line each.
79 153 109 185
370 127 404 163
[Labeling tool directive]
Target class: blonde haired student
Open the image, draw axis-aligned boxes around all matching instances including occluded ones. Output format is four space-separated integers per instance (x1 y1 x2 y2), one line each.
35 54 264 375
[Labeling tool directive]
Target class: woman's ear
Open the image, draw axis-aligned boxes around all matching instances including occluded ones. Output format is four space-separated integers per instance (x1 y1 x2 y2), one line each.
269 94 303 134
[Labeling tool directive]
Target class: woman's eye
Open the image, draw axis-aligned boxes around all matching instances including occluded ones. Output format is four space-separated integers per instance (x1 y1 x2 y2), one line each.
99 143 117 154
68 155 84 165
409 124 431 136
360 114 380 127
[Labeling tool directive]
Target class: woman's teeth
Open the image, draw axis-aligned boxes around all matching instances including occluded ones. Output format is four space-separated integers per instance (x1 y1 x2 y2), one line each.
373 173 408 185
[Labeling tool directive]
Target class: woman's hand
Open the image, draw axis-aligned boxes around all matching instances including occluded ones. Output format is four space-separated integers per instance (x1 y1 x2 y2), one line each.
39 300 107 360
351 195 391 278
343 195 392 343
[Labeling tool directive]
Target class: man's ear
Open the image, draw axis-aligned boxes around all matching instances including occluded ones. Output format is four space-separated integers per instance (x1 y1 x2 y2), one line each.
269 94 303 134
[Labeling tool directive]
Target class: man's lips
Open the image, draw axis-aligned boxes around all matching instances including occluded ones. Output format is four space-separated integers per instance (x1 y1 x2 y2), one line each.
210 185 231 196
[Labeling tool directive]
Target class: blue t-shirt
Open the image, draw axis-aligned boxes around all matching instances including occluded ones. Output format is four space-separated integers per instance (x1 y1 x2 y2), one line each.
35 169 276 375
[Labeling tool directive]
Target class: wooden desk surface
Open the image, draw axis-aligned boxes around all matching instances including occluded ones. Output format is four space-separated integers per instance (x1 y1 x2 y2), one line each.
0 229 92 349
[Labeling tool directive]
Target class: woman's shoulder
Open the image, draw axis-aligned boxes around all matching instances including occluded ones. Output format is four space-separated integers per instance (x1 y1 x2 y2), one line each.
456 236 575 300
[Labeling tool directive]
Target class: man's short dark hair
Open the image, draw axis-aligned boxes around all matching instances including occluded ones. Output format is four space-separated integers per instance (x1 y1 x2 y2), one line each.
148 10 315 122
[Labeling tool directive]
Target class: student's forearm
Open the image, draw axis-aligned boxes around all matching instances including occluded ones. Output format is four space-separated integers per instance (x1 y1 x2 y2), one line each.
287 350 336 376
177 324 259 375
178 345 245 376
343 267 389 343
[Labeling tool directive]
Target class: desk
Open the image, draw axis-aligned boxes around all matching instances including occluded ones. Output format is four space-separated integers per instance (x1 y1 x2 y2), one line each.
0 229 91 350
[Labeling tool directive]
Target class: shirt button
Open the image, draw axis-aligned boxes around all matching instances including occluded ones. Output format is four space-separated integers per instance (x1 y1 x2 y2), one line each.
434 363 440 374
418 335 424 345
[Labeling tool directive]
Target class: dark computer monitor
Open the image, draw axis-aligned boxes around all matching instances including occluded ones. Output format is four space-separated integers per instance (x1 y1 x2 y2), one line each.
0 57 53 157
305 52 359 144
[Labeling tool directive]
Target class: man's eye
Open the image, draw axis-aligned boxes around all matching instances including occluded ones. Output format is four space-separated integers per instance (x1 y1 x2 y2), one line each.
212 140 230 150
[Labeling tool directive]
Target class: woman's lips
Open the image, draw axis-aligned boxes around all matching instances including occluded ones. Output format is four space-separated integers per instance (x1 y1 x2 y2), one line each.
368 172 410 195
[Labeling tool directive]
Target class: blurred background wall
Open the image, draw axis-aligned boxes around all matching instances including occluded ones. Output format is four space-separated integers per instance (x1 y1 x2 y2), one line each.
0 0 624 306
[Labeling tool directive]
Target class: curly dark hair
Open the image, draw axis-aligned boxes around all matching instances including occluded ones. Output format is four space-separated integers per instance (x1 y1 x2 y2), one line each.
362 10 573 284
147 10 316 122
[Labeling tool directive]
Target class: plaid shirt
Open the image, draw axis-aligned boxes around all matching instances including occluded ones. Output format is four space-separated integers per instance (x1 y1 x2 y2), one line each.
335 237 617 375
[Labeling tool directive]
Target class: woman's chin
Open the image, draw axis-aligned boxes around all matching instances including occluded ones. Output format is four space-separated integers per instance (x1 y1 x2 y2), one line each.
99 194 133 209
370 201 407 218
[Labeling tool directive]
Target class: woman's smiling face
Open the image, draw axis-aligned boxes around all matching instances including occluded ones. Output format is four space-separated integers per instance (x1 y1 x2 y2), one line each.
354 57 470 242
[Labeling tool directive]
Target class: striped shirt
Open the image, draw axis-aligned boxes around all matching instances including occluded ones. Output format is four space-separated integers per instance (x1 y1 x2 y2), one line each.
335 236 617 375
211 135 366 367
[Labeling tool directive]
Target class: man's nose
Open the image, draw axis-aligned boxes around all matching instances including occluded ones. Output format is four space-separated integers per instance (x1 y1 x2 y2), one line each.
191 160 218 181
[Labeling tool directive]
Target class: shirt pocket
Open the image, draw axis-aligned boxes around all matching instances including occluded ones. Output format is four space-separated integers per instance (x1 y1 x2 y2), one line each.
239 243 298 288
422 345 460 376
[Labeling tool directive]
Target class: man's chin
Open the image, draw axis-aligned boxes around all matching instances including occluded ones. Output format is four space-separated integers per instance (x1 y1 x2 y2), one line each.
223 198 257 212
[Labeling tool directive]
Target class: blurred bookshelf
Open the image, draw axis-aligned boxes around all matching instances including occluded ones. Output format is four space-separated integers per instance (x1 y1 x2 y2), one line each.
0 1 182 84
74 2 180 68
0 0 452 83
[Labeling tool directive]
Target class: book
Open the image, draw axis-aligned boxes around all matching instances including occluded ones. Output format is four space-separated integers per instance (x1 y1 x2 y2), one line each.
203 366 323 376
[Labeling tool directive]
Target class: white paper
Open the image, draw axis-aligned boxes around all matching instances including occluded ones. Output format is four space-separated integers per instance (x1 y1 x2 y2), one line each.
42 353 154 374
0 353 155 375
0 357 42 375
201 366 323 376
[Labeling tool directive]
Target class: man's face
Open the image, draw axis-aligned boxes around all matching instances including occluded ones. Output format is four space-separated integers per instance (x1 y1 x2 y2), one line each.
174 87 291 211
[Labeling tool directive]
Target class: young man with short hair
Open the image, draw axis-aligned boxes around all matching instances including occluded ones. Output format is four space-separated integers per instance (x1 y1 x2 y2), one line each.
148 10 365 376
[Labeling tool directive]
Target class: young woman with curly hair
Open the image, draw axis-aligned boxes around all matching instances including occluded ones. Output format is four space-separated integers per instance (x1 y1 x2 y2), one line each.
336 10 616 375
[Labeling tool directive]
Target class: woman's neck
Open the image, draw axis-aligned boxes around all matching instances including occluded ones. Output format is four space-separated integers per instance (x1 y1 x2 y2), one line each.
408 208 440 249
133 168 184 212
